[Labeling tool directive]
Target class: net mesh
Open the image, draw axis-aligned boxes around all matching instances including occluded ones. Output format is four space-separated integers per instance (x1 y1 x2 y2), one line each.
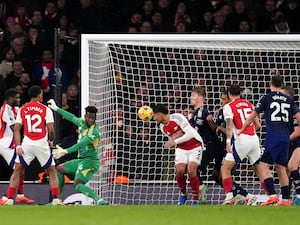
83 36 300 205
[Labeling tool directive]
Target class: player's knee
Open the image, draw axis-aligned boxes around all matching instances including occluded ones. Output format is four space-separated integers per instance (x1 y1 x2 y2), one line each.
73 179 85 190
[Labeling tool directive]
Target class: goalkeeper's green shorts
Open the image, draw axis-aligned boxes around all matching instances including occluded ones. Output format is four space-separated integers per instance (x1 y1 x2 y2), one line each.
63 158 100 183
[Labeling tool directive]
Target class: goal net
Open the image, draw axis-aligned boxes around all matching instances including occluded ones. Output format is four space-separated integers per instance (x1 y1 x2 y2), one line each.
81 34 300 205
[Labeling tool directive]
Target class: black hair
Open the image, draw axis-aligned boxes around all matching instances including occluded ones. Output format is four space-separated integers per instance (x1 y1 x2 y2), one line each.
85 106 98 114
152 104 168 114
28 85 42 99
228 84 241 96
271 75 283 88
5 88 19 100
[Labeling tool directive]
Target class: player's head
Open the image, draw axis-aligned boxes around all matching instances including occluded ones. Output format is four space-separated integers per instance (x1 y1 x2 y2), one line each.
190 86 206 107
228 84 241 99
282 85 294 97
152 104 168 123
220 89 230 106
5 88 20 107
28 85 43 102
270 75 283 89
84 106 97 127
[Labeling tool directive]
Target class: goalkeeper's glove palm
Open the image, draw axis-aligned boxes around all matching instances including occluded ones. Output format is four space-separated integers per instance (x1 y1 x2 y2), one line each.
47 99 58 111
52 145 68 159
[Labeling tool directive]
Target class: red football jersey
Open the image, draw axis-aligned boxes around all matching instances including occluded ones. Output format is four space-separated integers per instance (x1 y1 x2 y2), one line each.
160 113 202 150
223 98 256 136
16 101 54 144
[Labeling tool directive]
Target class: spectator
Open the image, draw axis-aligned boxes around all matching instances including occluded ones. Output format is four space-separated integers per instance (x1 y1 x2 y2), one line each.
256 0 277 32
142 0 154 21
283 0 300 32
238 19 252 32
77 0 100 33
174 1 192 29
151 11 170 32
128 11 143 30
0 26 7 55
5 17 16 39
4 59 24 89
0 47 15 79
157 0 173 26
31 48 69 103
18 71 32 105
30 9 48 45
127 26 138 33
58 14 69 30
224 0 249 32
62 24 80 76
14 2 31 29
175 20 187 33
24 25 45 68
212 10 226 32
139 20 152 33
56 0 70 19
10 35 32 72
195 10 214 33
273 12 290 33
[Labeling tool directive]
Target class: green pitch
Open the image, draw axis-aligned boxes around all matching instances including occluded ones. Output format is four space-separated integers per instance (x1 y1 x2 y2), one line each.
0 205 298 225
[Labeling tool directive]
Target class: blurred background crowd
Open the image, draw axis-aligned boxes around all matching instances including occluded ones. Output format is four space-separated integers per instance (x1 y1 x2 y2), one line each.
0 0 299 181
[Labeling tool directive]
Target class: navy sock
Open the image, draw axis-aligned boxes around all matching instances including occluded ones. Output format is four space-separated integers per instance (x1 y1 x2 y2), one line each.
264 178 276 195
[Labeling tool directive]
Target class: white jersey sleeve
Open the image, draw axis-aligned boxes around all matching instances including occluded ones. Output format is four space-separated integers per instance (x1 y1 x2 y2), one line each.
223 103 233 120
15 108 22 125
3 105 15 128
46 107 54 123
171 113 204 145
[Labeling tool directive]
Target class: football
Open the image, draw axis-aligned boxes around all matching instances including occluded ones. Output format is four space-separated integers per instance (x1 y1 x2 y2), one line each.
138 106 153 121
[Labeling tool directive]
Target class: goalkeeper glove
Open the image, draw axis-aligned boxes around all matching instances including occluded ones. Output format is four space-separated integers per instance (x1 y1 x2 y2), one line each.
52 145 68 159
47 99 58 111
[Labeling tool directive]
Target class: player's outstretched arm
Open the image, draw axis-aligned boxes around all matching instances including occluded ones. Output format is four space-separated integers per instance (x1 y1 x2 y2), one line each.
47 99 81 126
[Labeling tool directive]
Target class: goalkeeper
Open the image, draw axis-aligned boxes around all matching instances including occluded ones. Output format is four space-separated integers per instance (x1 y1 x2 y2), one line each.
47 99 108 205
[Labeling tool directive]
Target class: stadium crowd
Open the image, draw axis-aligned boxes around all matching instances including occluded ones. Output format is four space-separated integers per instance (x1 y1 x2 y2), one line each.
0 0 300 204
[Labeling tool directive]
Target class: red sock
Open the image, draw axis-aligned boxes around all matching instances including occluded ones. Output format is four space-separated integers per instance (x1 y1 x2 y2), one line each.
222 177 233 193
189 176 200 201
176 175 187 195
18 176 24 194
51 187 60 199
6 187 17 199
260 182 269 195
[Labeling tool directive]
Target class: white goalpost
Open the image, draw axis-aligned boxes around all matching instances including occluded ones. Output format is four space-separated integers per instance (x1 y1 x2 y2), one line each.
81 34 300 205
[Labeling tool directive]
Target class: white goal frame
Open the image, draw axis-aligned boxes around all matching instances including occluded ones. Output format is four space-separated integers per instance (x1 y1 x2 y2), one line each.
81 34 300 205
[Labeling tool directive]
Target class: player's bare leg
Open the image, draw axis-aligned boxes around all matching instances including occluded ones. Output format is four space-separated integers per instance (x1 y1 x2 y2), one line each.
288 147 300 205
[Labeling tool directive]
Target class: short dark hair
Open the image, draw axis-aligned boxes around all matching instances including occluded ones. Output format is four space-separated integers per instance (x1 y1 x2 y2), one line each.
28 85 42 99
228 84 241 96
271 75 283 88
5 88 18 100
153 104 168 114
85 106 97 114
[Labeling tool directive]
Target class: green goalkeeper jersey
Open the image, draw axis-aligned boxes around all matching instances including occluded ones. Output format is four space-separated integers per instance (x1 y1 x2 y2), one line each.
56 108 100 160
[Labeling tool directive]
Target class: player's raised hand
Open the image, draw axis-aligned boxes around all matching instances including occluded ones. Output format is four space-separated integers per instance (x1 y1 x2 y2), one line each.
52 145 67 159
47 99 58 111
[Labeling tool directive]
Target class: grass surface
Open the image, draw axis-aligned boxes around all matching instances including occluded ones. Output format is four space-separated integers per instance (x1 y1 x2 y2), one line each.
0 205 298 225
